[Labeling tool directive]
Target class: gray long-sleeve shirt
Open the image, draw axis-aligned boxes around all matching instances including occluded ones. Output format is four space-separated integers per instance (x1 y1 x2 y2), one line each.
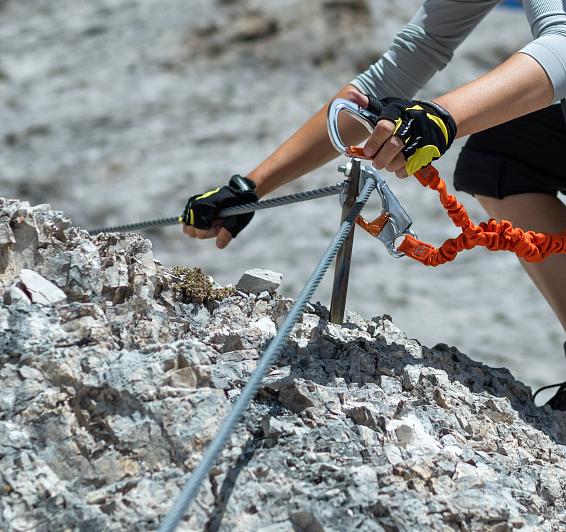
351 0 566 101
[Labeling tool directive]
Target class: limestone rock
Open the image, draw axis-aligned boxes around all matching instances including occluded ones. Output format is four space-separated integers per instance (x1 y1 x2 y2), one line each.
19 269 66 305
236 269 282 295
2 198 566 531
4 286 31 306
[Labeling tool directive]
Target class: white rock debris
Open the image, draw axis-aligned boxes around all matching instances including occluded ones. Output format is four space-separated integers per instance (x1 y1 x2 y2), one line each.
1 197 566 532
236 268 283 295
19 269 67 305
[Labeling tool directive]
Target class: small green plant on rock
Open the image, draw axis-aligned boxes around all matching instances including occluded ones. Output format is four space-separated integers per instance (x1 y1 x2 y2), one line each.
171 266 234 304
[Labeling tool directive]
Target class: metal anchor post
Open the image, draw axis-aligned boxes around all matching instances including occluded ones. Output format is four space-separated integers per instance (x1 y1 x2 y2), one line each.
330 159 361 324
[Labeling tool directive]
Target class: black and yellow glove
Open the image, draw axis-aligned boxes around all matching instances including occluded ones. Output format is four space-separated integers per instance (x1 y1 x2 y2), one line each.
182 175 258 237
368 96 457 175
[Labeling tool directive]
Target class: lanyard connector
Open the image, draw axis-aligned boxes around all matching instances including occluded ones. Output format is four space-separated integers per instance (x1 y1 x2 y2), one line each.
357 165 416 258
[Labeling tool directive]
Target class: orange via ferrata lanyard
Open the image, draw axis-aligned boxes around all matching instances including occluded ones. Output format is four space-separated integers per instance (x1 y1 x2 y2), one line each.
346 147 566 266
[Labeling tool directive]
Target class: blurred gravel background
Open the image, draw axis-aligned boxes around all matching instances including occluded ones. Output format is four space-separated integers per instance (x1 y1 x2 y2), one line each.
0 0 564 391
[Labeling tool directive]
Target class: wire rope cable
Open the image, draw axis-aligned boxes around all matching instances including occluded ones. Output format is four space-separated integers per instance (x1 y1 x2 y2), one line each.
88 216 181 234
86 182 345 235
158 175 376 532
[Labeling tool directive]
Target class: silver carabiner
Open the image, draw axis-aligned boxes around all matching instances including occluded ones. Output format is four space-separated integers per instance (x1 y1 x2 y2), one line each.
327 98 380 156
357 165 417 258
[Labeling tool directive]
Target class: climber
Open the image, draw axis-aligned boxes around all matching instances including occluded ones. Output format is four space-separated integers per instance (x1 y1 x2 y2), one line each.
181 1 566 408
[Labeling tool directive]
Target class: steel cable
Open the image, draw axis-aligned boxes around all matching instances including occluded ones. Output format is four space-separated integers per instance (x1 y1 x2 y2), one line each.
158 175 376 532
86 182 345 235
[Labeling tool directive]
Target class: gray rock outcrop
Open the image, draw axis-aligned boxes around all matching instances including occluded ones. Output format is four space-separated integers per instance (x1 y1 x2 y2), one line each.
1 198 566 531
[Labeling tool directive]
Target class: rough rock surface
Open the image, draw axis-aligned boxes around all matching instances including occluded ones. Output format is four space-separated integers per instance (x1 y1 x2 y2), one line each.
2 0 560 388
2 198 566 531
236 269 283 295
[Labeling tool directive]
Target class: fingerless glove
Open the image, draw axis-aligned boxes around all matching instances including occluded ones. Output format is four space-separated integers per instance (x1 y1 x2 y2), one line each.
369 97 457 175
182 175 258 237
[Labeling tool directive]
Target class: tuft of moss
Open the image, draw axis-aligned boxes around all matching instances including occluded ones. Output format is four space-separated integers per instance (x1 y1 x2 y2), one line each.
171 266 234 304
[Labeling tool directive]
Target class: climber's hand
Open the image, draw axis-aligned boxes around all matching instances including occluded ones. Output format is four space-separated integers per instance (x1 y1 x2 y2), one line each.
347 89 457 178
182 175 258 249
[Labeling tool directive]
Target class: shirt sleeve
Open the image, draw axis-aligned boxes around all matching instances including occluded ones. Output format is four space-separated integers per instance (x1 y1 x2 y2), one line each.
351 0 501 99
519 1 566 100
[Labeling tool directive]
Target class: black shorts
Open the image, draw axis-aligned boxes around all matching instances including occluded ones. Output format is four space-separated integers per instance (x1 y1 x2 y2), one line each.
453 103 566 198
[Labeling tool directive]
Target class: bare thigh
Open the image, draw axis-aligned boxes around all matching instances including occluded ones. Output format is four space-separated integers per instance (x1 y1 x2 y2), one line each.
476 193 566 331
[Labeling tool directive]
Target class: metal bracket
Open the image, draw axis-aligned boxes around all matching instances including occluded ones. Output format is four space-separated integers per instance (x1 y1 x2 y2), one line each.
330 159 361 324
327 98 418 324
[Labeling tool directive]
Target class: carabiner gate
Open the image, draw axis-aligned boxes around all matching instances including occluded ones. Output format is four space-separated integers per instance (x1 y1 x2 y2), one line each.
327 98 380 156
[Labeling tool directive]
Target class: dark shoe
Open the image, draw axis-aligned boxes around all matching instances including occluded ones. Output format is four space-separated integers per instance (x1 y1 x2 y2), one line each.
533 342 566 411
546 383 566 410
533 382 566 411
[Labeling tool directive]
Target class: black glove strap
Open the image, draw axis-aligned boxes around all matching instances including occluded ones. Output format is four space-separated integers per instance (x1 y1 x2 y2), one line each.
229 174 256 192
